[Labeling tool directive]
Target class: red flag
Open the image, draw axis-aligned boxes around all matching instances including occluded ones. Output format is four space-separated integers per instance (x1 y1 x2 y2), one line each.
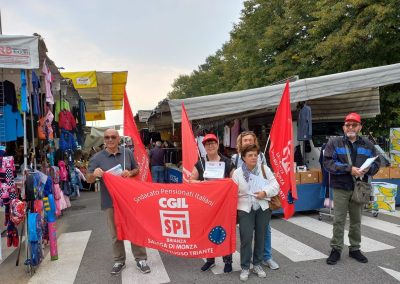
269 81 297 219
123 91 152 182
181 102 199 182
103 174 237 258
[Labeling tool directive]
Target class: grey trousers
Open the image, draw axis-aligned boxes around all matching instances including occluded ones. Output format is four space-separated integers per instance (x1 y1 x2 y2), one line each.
105 208 147 263
330 188 363 252
238 208 271 269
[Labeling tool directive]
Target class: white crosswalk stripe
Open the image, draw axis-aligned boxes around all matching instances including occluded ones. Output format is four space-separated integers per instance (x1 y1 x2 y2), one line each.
361 215 400 236
28 230 92 284
202 251 241 274
122 242 170 284
286 216 394 252
271 228 327 261
379 266 400 281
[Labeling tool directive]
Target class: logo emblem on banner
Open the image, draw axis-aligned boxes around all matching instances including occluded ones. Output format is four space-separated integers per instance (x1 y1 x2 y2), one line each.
159 198 190 238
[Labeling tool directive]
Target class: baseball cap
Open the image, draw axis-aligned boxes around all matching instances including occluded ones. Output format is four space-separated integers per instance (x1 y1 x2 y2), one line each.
202 133 218 145
344 112 361 123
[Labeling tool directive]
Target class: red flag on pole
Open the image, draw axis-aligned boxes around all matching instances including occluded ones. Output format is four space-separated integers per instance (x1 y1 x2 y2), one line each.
181 102 199 183
269 81 297 219
123 90 152 182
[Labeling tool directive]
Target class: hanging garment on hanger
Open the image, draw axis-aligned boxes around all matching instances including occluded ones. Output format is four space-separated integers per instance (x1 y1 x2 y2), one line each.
297 104 312 141
230 119 240 148
54 99 70 123
42 60 54 105
20 70 29 112
0 80 18 112
31 71 41 116
58 110 76 131
0 104 24 142
223 125 230 147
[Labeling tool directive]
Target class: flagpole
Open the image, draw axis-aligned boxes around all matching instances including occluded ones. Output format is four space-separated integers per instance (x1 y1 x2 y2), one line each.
123 96 126 171
264 134 270 156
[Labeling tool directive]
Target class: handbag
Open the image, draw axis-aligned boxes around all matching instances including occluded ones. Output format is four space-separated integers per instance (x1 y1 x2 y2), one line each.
261 165 282 210
344 144 372 204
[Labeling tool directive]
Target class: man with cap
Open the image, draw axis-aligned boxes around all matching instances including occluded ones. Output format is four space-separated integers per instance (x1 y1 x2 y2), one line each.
190 133 235 273
323 113 380 265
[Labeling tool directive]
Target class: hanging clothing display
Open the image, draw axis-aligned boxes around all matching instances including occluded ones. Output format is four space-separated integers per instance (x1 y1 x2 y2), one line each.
0 80 18 112
223 125 230 147
31 71 41 116
42 60 54 105
58 110 76 131
297 104 312 141
230 119 240 148
0 104 24 142
20 70 29 112
241 117 249 131
54 99 70 122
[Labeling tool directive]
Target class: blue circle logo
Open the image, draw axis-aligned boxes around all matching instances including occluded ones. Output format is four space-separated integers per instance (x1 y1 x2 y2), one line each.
208 226 226 245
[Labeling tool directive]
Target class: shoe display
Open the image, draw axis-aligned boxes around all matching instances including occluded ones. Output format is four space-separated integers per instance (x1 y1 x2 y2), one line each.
137 260 151 273
349 250 368 263
223 263 232 273
240 269 250 281
200 261 215 271
110 262 126 275
326 248 341 265
262 259 279 270
252 265 266 278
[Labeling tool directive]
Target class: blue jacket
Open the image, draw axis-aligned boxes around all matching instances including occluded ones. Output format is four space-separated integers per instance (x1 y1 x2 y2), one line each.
323 135 380 191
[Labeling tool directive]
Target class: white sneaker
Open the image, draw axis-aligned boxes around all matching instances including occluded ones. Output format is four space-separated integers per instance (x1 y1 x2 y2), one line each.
252 265 266 278
240 269 250 281
262 258 280 270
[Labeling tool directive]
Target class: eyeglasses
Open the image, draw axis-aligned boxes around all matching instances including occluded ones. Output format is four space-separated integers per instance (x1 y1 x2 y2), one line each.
104 135 118 140
344 123 360 128
204 141 217 146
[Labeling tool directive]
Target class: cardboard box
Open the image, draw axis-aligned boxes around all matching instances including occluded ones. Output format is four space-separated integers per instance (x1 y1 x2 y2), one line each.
373 167 390 179
300 171 319 184
389 167 400 178
295 172 301 184
370 200 396 212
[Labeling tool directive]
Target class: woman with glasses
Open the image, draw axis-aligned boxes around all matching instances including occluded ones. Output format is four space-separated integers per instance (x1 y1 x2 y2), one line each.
232 143 279 281
190 133 235 273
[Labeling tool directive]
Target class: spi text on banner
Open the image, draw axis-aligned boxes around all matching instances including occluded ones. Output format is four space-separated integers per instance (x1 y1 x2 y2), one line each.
103 174 238 258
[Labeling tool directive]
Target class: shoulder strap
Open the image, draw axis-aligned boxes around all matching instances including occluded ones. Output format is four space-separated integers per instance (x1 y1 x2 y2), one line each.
260 164 267 179
344 144 352 167
235 154 239 168
344 144 357 182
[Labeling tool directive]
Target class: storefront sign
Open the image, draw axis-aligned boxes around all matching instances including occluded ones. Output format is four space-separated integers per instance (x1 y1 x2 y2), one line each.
103 174 237 258
0 35 39 69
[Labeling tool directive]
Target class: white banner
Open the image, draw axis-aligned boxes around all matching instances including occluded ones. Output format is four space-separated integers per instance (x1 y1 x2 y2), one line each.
0 35 39 69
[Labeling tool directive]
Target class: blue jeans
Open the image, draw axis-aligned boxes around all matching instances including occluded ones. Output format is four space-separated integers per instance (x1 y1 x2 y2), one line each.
151 166 165 183
263 224 272 261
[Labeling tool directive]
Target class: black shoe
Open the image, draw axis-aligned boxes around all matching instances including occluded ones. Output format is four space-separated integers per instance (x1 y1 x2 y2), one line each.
224 263 232 273
349 250 368 263
110 262 126 275
201 261 215 271
326 249 341 265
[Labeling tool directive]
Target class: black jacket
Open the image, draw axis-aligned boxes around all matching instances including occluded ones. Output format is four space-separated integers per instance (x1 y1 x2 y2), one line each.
323 136 380 191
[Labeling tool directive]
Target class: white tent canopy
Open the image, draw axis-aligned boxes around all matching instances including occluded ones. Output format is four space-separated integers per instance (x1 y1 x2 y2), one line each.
168 63 400 123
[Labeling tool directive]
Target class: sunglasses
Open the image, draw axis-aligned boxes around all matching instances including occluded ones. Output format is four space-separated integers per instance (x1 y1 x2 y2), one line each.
344 123 360 128
104 135 118 140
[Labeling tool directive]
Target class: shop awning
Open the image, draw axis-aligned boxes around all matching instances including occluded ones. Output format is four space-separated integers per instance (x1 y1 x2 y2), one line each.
168 63 400 123
61 71 128 113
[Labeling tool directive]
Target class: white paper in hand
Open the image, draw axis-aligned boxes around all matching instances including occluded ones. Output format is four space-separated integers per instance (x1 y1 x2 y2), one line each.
203 161 225 179
360 156 378 171
248 173 269 195
106 164 123 176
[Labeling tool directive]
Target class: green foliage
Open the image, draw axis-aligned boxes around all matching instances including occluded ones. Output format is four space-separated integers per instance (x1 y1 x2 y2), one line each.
167 0 400 134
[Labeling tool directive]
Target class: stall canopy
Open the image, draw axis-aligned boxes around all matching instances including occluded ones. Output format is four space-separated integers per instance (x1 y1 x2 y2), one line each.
61 71 128 118
168 63 400 123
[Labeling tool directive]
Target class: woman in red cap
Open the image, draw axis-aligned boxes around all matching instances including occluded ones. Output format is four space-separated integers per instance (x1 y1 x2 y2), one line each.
190 133 235 273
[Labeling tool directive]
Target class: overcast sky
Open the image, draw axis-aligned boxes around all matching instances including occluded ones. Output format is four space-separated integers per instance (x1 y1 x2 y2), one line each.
2 0 243 126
